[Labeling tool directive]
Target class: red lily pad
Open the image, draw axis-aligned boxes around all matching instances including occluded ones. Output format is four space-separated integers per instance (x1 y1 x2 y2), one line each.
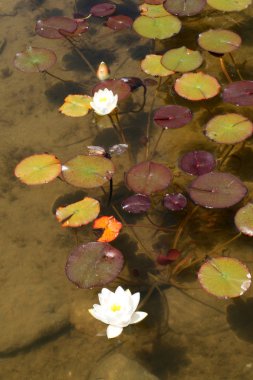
14 47 57 73
175 72 221 101
62 155 115 188
106 15 133 30
90 3 116 17
161 46 203 73
234 203 253 236
198 29 241 54
126 161 172 195
35 17 77 39
15 154 61 185
179 150 216 176
164 0 207 16
163 193 187 211
153 105 193 129
92 79 131 101
133 15 181 40
121 194 151 213
65 242 124 288
189 172 247 208
222 81 253 106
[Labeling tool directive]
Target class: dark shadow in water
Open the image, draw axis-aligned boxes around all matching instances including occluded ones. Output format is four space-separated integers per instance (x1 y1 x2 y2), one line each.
51 190 88 214
36 8 64 18
128 43 151 61
44 81 85 106
227 298 253 343
225 147 253 182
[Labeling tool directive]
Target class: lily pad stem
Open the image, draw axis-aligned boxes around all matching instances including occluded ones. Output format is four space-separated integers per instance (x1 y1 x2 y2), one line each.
63 35 96 75
43 70 69 83
150 128 165 159
219 57 232 83
229 53 243 80
172 205 199 249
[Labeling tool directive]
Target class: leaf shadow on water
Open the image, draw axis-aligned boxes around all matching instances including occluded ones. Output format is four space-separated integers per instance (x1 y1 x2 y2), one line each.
227 298 253 343
225 147 253 182
44 81 86 106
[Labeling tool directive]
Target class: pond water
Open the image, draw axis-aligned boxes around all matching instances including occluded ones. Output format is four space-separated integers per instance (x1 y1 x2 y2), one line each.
1 0 253 379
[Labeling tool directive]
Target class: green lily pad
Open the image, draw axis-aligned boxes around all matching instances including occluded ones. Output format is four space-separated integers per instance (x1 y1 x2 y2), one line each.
205 113 253 144
207 0 252 11
174 72 221 101
14 46 57 73
235 203 253 236
65 242 124 288
62 155 115 188
133 15 181 40
56 197 100 228
141 54 174 76
161 46 203 73
139 3 170 17
15 154 61 185
198 257 251 298
198 29 242 54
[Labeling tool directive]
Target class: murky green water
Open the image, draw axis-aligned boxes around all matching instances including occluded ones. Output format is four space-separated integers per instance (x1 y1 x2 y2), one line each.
1 0 253 379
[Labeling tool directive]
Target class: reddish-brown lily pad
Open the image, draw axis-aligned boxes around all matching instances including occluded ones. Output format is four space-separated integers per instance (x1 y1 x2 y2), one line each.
106 15 133 30
92 79 131 101
14 47 57 73
189 172 247 208
222 81 253 106
198 29 241 54
65 242 124 288
164 0 207 16
15 154 61 185
126 161 172 195
62 155 115 188
163 193 187 211
90 3 116 17
154 105 193 129
35 17 77 39
235 203 253 236
121 194 151 213
179 150 216 176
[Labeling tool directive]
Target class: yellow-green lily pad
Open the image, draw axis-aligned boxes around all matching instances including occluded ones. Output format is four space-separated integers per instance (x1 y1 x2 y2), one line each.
207 0 252 11
161 46 203 73
141 54 174 76
198 29 241 54
139 3 170 17
133 15 181 40
59 95 92 117
235 203 253 236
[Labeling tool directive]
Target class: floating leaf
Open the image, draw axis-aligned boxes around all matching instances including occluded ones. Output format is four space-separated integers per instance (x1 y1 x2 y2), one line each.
90 2 116 17
121 194 151 213
154 105 193 129
92 79 131 101
163 193 187 211
161 46 203 73
207 0 252 12
189 172 247 208
175 72 221 101
126 161 172 195
70 20 89 36
139 3 170 17
133 15 181 40
93 216 122 242
198 257 251 298
205 114 253 144
109 144 128 155
164 0 206 16
198 29 241 54
179 150 216 176
35 17 77 39
120 77 144 92
15 154 61 185
59 95 92 117
65 242 124 288
62 155 115 188
234 203 253 236
106 15 133 30
56 197 100 228
141 54 174 77
222 81 253 106
14 47 57 73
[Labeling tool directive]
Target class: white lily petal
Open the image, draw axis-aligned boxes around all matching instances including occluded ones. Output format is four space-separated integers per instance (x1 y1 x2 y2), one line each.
98 288 113 305
130 311 148 324
130 292 140 313
107 325 123 339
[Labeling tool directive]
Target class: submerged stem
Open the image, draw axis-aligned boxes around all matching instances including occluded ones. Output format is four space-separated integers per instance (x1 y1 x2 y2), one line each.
229 52 244 80
64 35 96 75
43 70 69 83
219 57 233 83
172 206 199 249
150 129 165 159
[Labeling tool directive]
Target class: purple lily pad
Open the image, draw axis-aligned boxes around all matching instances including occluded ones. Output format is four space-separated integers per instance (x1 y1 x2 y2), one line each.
153 105 193 129
180 150 216 176
222 81 253 106
106 15 133 30
90 2 116 17
164 0 207 16
92 79 131 101
163 193 187 211
126 161 172 195
35 17 77 39
188 172 247 208
65 242 124 288
121 194 151 214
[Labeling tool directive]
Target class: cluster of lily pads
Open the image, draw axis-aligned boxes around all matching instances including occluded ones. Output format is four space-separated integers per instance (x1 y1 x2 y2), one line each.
14 0 253 301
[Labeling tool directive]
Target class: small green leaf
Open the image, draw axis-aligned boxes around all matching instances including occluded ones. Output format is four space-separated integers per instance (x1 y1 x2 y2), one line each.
56 197 100 227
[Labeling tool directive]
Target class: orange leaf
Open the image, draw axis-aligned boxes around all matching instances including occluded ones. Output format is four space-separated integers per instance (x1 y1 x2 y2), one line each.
93 216 122 242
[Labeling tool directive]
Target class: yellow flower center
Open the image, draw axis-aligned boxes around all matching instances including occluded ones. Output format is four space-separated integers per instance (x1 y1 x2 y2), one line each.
111 304 121 312
99 97 108 102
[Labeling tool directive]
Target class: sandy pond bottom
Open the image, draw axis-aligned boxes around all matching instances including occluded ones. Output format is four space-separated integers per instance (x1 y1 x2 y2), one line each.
1 0 253 379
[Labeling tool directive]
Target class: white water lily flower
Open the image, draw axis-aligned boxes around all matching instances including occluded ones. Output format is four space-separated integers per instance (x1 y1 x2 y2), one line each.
90 88 118 116
89 286 148 339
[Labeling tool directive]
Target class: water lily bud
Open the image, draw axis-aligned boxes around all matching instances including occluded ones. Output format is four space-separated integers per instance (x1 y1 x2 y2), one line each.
96 61 110 81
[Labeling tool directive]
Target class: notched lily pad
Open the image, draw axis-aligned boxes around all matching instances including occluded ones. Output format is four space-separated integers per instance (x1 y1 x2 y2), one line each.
56 197 100 228
180 150 216 176
222 81 253 106
93 216 122 242
133 15 181 40
126 161 172 195
62 155 115 188
15 154 61 185
198 29 241 54
92 79 131 101
141 54 174 77
139 3 170 17
59 95 92 117
207 0 252 12
205 113 253 144
164 0 207 16
235 203 253 236
14 46 57 73
121 194 151 213
198 257 251 298
154 105 193 129
161 46 203 73
35 17 77 39
65 242 124 288
189 172 247 208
